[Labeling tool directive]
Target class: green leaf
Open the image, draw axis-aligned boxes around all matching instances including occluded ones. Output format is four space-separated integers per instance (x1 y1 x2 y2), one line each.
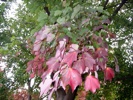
79 28 89 35
63 7 72 15
62 28 78 43
97 6 103 13
54 10 62 16
57 17 66 24
71 5 81 19
37 11 48 22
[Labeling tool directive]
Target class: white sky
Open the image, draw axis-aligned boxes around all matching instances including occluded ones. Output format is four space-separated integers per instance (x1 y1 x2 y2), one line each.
6 0 23 18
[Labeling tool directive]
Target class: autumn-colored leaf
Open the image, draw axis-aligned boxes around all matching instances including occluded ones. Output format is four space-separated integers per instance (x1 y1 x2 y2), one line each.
85 75 100 93
73 59 85 74
30 73 35 79
39 78 53 96
62 51 78 67
104 67 115 81
46 57 60 72
33 40 42 52
55 38 67 59
82 52 96 70
61 68 82 92
42 57 60 79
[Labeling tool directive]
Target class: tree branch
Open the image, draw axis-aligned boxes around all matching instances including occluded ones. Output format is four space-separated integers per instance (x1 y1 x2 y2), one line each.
111 0 128 18
44 6 50 16
99 0 109 16
103 0 109 10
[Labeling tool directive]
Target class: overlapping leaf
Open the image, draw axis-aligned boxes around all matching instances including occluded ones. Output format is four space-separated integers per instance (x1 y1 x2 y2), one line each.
39 78 53 96
73 59 85 74
82 52 96 70
62 51 78 67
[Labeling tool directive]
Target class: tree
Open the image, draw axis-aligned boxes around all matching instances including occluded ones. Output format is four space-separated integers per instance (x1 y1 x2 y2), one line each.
0 0 132 100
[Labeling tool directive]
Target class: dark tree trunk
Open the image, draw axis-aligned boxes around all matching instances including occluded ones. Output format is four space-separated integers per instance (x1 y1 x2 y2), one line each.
27 79 32 100
56 87 78 100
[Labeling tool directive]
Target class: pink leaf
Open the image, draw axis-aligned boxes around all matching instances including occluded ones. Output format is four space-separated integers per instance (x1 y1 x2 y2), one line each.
73 59 85 74
104 67 115 81
62 51 78 67
42 57 60 80
26 61 33 73
48 88 55 100
53 71 60 90
69 44 79 52
39 78 53 96
36 26 50 41
61 68 82 92
46 57 60 72
55 39 66 59
82 52 95 70
33 40 42 52
85 75 100 93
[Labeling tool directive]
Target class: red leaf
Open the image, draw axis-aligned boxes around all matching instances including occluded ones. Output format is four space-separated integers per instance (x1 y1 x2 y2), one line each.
35 26 50 41
104 67 115 81
30 73 35 79
73 59 85 74
46 57 60 72
62 51 78 67
55 39 66 59
85 75 100 93
61 68 82 92
26 60 33 73
95 48 108 58
82 52 96 70
42 57 60 79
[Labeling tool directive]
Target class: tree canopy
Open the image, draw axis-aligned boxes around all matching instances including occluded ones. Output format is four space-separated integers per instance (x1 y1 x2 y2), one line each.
0 0 132 100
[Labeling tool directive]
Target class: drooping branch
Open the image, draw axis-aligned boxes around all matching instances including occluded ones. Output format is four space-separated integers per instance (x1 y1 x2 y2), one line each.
27 79 32 100
99 0 109 16
103 0 109 10
44 6 50 16
111 0 128 18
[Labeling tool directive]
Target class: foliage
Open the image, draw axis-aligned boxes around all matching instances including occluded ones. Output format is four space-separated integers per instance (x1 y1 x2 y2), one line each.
0 0 133 100
25 0 117 99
